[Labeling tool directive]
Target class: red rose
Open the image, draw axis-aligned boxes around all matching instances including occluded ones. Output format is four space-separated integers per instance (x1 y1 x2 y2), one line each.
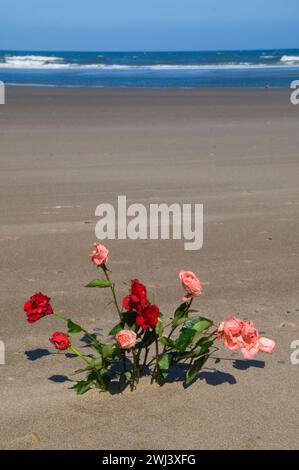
136 304 160 330
49 332 70 350
123 279 147 314
24 292 53 323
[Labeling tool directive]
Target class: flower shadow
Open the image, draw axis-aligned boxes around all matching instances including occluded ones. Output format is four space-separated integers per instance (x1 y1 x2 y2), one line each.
80 332 102 347
25 348 51 361
164 363 237 388
232 359 265 370
48 374 73 383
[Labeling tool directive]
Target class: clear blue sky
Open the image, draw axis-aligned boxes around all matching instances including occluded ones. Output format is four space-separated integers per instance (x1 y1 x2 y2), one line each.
0 0 298 51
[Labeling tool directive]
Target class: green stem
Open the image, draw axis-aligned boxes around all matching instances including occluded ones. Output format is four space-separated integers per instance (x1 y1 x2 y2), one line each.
53 312 99 347
53 311 68 322
131 350 139 391
141 347 149 375
70 345 93 366
123 351 126 372
101 265 122 320
70 345 107 391
151 338 160 384
161 298 194 355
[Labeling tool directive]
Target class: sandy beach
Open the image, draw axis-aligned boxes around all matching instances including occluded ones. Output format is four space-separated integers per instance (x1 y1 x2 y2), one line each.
0 86 299 449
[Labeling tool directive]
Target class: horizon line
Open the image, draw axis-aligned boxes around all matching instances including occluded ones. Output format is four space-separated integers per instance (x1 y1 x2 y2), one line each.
1 47 299 54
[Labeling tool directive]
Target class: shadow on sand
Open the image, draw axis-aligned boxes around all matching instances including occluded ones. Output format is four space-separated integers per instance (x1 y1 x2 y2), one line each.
25 347 265 394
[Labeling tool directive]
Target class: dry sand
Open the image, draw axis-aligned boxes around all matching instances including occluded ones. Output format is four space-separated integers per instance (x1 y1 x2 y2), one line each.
0 87 298 449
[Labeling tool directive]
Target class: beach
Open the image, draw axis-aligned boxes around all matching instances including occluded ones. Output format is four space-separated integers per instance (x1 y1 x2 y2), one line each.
0 86 299 449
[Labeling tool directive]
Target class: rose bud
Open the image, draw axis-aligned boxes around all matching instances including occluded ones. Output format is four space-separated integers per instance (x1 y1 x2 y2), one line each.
24 292 53 323
89 242 109 266
49 332 71 350
115 329 137 350
179 270 202 299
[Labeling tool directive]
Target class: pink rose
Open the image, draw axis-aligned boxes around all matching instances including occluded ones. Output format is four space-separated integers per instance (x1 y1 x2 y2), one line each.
240 321 260 359
259 337 276 354
115 329 137 350
223 316 244 336
89 242 109 266
218 316 244 351
219 317 276 359
179 270 202 300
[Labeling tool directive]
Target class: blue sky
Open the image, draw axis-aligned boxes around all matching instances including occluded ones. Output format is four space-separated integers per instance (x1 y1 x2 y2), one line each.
0 0 298 51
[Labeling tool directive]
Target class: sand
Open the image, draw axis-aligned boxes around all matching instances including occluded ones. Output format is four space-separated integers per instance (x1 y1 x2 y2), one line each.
0 87 298 449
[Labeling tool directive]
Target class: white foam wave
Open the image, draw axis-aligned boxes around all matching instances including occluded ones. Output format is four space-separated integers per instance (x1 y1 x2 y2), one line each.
93 62 299 70
1 56 299 70
280 55 299 63
0 55 68 69
7 55 63 61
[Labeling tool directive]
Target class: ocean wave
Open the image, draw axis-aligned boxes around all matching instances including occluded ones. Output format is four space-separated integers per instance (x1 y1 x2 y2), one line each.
89 62 299 70
280 55 299 63
0 55 68 69
1 56 299 70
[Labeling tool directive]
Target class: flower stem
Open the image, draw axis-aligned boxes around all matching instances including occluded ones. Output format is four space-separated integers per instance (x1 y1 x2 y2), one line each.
141 347 149 375
131 350 139 391
53 311 68 322
70 345 92 366
53 312 99 347
151 338 160 384
123 351 126 372
70 345 107 391
101 265 122 320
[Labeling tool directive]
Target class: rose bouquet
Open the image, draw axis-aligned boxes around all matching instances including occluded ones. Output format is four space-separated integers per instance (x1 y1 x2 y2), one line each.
23 242 276 394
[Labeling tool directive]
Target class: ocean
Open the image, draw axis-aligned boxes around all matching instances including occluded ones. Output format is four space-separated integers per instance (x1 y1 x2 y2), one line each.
0 49 299 88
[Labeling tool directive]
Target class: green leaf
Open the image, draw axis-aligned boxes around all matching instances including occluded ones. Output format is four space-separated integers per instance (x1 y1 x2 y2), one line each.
159 336 176 347
155 314 164 337
67 319 82 334
158 353 173 380
87 370 98 381
99 368 111 387
90 356 103 369
74 379 93 395
184 316 213 333
197 336 214 349
175 327 197 352
185 355 209 385
137 329 157 349
85 278 112 288
191 339 213 358
119 371 131 391
109 322 125 336
101 343 116 360
172 302 189 328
